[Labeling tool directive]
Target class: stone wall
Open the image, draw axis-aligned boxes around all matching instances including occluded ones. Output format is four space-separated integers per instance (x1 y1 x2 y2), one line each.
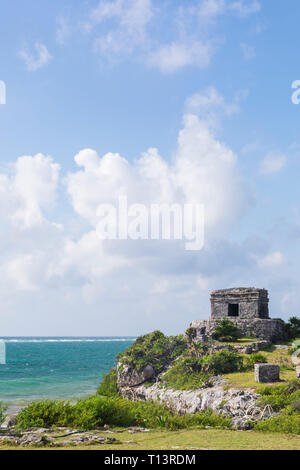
191 317 286 342
211 288 269 320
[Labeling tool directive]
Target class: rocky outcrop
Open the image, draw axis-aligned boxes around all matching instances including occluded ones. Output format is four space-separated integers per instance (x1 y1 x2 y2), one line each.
119 381 265 429
117 364 155 387
0 413 18 430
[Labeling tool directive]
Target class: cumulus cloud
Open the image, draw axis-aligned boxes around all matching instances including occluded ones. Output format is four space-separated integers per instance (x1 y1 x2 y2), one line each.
229 0 261 17
66 113 247 237
0 153 60 229
3 88 295 334
260 153 287 175
258 251 285 269
147 40 213 73
83 0 262 72
185 86 248 126
19 42 52 71
90 0 153 59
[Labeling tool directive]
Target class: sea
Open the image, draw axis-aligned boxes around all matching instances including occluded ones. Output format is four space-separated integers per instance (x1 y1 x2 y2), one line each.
0 337 135 412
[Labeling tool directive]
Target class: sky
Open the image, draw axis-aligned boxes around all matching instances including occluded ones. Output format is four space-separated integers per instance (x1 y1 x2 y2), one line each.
0 0 300 336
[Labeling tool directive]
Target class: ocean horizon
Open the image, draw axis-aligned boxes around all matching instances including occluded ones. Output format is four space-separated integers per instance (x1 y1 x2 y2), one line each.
0 337 135 412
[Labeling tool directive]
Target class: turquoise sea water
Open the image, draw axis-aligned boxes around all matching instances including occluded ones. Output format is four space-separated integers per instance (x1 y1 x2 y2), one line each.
0 337 135 409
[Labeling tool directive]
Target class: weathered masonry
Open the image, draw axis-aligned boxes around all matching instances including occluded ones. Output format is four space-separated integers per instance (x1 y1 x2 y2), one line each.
211 288 269 320
191 287 286 342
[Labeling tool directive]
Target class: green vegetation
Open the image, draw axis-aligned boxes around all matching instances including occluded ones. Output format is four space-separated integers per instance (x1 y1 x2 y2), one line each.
97 368 118 397
2 428 300 450
161 358 214 391
16 396 231 432
251 379 300 434
211 319 241 342
0 402 6 425
285 317 300 340
254 413 300 435
205 350 243 374
117 331 187 374
243 353 267 370
256 379 300 411
161 350 243 391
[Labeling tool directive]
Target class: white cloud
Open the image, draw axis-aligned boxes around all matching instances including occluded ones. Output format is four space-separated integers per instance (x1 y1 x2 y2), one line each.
260 154 287 175
147 40 213 73
83 0 262 72
258 251 285 269
198 0 226 21
66 104 247 237
240 42 255 60
229 0 261 17
185 86 248 126
0 153 60 229
5 89 296 335
90 0 153 59
56 16 71 45
19 42 52 71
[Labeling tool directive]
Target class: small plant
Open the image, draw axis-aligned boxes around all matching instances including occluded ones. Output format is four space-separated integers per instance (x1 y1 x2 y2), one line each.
285 317 300 340
204 350 244 374
211 319 241 342
254 412 300 434
0 402 7 425
97 368 118 397
244 353 267 370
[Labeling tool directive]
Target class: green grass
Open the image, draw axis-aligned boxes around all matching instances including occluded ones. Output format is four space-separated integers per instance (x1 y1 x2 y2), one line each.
219 337 261 346
225 369 296 389
1 428 300 450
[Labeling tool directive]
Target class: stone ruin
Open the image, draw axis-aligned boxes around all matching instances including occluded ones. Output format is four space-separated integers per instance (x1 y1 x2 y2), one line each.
191 287 286 342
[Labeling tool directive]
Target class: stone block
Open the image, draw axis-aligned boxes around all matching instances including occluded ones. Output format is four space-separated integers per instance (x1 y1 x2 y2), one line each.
296 366 300 379
254 364 280 383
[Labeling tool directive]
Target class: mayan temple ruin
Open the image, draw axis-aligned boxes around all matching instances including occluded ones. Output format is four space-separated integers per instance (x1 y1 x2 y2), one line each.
191 287 286 342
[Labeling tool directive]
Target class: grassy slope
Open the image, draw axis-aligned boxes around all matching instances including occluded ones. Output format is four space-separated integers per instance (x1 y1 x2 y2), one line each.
225 345 296 388
2 428 300 450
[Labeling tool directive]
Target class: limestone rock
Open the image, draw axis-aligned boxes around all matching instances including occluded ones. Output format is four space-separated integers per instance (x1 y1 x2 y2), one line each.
117 363 156 387
1 413 18 429
254 364 280 383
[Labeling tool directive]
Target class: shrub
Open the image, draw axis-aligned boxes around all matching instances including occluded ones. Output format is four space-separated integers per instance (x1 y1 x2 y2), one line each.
0 402 7 425
285 316 300 340
161 358 213 391
97 368 118 397
211 319 241 342
17 396 135 430
244 353 267 370
16 400 75 429
72 396 135 429
254 412 300 434
16 396 231 431
256 380 300 411
117 331 187 374
203 350 243 374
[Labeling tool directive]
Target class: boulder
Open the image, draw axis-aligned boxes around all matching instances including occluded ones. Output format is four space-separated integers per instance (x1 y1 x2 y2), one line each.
1 413 18 429
117 363 156 387
254 363 280 383
296 366 300 378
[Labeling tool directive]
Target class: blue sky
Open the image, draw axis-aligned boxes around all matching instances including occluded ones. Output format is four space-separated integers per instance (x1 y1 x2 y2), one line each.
0 0 300 336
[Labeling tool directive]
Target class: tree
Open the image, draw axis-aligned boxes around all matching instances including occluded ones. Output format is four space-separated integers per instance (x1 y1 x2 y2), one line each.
285 316 300 340
211 319 242 342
